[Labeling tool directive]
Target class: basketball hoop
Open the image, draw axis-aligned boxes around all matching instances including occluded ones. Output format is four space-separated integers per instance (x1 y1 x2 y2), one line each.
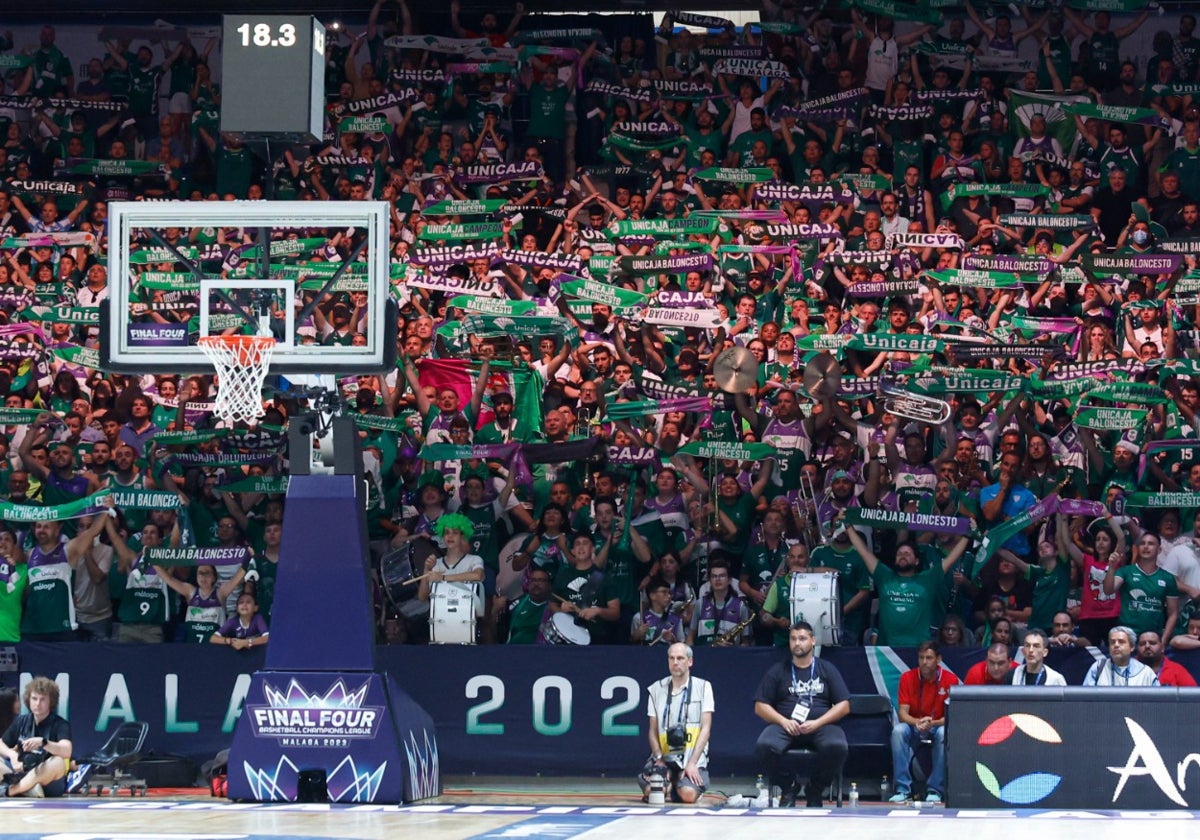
198 335 276 425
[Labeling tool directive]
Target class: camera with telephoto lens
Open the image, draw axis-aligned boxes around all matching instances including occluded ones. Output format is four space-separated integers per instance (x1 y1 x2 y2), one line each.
666 725 687 750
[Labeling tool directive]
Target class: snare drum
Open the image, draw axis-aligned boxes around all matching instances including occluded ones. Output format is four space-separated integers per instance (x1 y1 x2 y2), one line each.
540 611 591 645
429 581 479 644
789 572 841 646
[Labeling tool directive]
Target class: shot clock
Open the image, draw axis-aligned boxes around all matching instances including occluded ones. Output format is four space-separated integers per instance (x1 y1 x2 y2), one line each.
220 15 326 142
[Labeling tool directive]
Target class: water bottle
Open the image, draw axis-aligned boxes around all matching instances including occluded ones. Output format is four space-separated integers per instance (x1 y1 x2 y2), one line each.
880 775 891 800
848 782 859 809
753 774 769 808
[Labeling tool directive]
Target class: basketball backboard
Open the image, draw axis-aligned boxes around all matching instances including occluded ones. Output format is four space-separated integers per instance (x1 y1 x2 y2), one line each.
101 200 396 375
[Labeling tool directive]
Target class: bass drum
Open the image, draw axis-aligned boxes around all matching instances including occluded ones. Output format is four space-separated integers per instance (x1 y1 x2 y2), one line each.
496 535 529 600
429 581 479 645
540 611 591 645
789 571 841 646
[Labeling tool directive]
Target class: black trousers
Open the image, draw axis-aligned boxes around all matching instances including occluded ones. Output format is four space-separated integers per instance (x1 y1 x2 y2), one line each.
754 723 848 791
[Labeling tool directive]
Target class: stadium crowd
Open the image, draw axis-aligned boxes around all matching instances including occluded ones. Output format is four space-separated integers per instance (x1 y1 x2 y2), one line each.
4 1 1200 675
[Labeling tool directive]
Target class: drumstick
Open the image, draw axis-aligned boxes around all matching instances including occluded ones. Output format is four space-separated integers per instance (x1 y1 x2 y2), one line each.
401 572 431 586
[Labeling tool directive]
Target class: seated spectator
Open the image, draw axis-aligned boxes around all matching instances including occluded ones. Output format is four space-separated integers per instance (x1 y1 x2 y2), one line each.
1084 626 1158 686
1012 629 1067 686
963 642 1017 685
210 592 269 650
1137 629 1197 686
890 641 958 804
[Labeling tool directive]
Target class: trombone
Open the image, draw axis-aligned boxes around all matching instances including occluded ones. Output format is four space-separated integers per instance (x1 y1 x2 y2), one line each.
795 470 832 548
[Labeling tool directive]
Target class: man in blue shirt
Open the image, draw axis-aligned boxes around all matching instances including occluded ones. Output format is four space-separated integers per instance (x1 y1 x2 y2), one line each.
980 452 1037 561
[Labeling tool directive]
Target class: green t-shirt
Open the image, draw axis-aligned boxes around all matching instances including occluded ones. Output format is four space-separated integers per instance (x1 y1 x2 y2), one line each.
1027 560 1071 632
0 560 28 642
1116 564 1180 636
872 562 942 646
129 64 161 117
742 541 788 595
506 595 549 643
529 83 570 141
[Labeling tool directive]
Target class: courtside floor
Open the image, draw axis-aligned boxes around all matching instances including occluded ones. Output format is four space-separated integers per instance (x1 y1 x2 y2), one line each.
0 778 1197 840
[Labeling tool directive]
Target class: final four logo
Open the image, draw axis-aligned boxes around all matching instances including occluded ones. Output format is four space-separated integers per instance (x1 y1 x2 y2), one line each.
247 678 384 743
975 714 1063 805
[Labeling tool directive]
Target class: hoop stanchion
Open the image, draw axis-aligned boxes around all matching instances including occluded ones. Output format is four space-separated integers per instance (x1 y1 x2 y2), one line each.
198 335 275 424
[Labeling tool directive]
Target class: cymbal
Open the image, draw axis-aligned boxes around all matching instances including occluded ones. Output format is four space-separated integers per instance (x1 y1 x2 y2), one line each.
712 347 758 394
803 354 842 400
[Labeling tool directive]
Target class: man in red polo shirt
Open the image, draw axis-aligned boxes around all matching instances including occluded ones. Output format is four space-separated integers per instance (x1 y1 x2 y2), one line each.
963 643 1018 685
1137 630 1198 686
890 640 960 804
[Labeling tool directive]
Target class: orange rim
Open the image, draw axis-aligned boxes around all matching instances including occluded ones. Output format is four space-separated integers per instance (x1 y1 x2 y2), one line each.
198 335 276 365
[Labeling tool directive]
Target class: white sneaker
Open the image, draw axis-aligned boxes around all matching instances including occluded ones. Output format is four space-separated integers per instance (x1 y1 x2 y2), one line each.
26 784 44 799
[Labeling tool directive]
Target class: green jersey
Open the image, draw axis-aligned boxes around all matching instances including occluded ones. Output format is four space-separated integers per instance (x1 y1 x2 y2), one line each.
1116 564 1180 636
506 595 549 643
872 563 942 646
1027 560 1071 632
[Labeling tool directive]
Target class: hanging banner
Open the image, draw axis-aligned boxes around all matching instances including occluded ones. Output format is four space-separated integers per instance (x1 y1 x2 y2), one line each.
1124 491 1200 509
844 508 971 535
454 160 543 185
418 223 504 241
558 276 649 309
693 167 775 184
448 296 536 316
1061 101 1170 130
639 306 723 328
409 244 500 269
405 273 502 298
677 439 776 461
423 199 508 216
614 253 713 275
652 79 716 100
755 183 855 205
887 233 964 250
1082 253 1181 275
1087 381 1171 405
764 223 843 240
1075 406 1150 430
146 546 253 567
606 218 720 239
710 59 792 79
848 333 944 354
0 491 112 523
585 80 654 103
925 268 1021 288
963 255 1053 276
847 279 920 297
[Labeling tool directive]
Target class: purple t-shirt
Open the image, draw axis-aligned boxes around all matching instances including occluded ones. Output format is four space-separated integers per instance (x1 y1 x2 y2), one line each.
216 614 269 639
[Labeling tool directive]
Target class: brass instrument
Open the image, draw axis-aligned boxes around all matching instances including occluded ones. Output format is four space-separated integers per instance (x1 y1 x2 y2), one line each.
878 365 952 425
715 607 758 645
797 469 831 547
706 458 722 537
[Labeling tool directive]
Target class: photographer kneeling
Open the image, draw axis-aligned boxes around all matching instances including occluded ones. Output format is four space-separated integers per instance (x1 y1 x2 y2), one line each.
638 642 714 804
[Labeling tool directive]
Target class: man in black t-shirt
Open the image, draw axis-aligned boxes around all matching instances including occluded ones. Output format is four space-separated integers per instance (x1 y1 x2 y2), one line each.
753 622 850 808
0 676 73 798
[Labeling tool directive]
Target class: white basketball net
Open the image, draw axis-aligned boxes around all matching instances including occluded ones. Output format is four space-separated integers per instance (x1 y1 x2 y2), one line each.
198 336 275 425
